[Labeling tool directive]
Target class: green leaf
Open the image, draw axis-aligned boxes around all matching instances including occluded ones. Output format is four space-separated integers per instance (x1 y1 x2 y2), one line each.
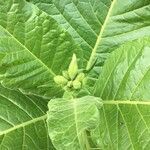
0 1 150 149
92 37 150 149
31 0 150 78
0 84 55 150
93 100 150 150
47 96 102 150
94 36 150 100
0 0 82 98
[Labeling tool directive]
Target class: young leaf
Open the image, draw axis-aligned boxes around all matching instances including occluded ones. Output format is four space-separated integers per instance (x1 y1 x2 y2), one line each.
47 96 102 150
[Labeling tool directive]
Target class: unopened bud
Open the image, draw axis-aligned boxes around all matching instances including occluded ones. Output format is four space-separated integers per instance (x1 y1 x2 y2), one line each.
76 73 85 81
67 81 73 88
62 71 70 80
73 80 81 90
68 54 78 80
54 75 68 85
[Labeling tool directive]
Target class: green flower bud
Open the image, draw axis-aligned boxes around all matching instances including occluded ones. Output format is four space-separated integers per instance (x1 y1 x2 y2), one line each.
73 80 81 90
68 54 78 80
67 81 73 88
54 75 68 85
62 71 70 80
76 73 85 81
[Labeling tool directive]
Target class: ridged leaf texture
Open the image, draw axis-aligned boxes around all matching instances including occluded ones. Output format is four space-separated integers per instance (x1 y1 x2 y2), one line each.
31 0 150 79
47 96 102 150
93 37 150 149
47 35 150 149
0 0 150 149
0 84 55 149
0 0 82 98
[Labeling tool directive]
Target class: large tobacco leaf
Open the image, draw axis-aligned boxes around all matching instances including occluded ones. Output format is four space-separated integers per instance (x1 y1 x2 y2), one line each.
93 37 150 149
31 0 150 78
0 0 82 98
0 84 55 149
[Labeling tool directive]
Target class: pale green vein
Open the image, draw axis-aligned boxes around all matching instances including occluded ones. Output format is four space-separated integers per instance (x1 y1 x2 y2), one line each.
0 25 56 76
19 90 45 114
117 105 135 150
136 105 150 135
43 120 49 150
88 0 102 25
94 50 123 97
114 3 150 17
129 67 150 100
73 99 81 147
0 134 5 147
86 0 117 70
22 127 25 150
71 1 98 36
112 48 143 100
25 133 40 150
103 100 150 105
0 115 47 136
47 2 93 49
0 117 14 127
102 107 114 149
0 93 33 119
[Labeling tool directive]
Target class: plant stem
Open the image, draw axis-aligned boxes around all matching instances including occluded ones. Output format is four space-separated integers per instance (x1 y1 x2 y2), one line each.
79 130 91 150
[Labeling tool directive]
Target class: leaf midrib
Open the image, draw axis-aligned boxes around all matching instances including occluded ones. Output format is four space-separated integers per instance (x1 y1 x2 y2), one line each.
73 99 81 147
1 98 149 136
30 0 116 70
0 25 56 76
103 100 150 105
86 0 117 70
0 114 47 136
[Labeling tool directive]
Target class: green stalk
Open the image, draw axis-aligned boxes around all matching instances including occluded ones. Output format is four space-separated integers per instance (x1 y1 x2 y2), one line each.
79 130 91 150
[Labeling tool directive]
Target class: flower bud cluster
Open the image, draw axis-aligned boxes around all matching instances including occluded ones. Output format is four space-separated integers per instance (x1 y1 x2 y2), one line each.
54 54 86 91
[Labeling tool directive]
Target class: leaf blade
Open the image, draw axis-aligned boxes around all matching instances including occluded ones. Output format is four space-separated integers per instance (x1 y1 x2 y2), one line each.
0 84 55 150
93 36 150 149
47 96 102 150
31 0 150 76
0 0 82 98
94 36 150 100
